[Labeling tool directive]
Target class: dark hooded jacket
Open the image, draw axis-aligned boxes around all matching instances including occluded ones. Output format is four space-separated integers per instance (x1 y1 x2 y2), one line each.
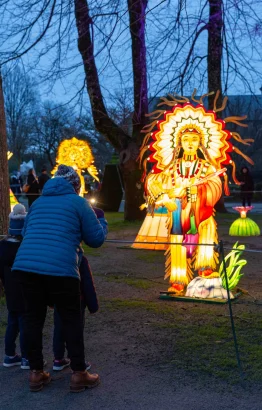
239 167 254 194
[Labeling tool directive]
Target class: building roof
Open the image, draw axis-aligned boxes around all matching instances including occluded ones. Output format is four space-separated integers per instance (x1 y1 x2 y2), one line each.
148 95 262 120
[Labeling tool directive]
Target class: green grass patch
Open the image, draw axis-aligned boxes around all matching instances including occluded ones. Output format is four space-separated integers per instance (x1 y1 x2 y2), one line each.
0 296 6 306
104 276 156 290
105 212 141 232
102 298 161 313
82 244 101 257
100 296 262 382
137 251 164 263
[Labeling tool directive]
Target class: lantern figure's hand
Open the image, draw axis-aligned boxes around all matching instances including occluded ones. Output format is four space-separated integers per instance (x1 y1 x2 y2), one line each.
162 197 178 212
168 187 186 199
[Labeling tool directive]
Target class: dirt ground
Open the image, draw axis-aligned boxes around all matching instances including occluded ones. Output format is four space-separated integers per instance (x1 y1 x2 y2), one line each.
1 212 262 409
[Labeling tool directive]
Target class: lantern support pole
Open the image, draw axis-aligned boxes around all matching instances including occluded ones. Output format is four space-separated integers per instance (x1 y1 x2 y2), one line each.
219 240 245 384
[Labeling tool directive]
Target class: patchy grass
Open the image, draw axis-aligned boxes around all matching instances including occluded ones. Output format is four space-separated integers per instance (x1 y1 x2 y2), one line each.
104 276 157 290
101 298 160 312
82 244 101 257
137 251 164 263
100 296 262 383
0 296 6 306
105 212 141 232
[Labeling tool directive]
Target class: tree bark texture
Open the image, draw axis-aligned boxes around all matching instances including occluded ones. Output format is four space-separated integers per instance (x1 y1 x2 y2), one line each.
207 0 223 110
74 0 128 151
0 73 10 235
207 0 227 212
128 0 148 143
74 0 148 220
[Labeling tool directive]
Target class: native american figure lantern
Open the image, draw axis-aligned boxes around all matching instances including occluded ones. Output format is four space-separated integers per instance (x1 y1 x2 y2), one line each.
52 137 99 197
139 91 253 298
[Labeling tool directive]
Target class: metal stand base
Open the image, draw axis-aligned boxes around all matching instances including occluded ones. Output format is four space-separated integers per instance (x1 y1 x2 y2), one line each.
159 291 243 304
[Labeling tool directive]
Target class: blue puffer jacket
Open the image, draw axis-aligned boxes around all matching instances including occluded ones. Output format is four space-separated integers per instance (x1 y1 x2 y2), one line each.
12 178 108 279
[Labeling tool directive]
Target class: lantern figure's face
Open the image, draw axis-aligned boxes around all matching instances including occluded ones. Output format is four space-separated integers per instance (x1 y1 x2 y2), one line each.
181 133 200 155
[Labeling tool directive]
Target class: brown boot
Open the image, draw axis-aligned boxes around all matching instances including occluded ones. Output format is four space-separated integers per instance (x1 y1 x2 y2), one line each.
70 370 100 393
29 370 51 392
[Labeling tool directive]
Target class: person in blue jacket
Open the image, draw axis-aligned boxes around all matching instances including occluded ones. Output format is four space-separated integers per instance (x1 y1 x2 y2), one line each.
12 164 108 393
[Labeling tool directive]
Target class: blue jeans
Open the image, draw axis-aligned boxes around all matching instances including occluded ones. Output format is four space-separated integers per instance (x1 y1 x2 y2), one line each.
5 311 26 358
53 304 86 360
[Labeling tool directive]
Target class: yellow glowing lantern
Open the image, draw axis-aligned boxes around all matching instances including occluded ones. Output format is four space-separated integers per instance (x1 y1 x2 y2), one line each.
138 91 254 299
132 206 169 250
52 137 99 196
7 151 19 210
9 189 19 211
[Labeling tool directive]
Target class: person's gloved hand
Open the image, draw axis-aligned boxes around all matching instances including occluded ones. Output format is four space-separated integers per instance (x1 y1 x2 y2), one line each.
93 207 105 219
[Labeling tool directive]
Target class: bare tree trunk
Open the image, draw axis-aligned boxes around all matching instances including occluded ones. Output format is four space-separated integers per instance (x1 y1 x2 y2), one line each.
119 0 148 220
207 0 227 213
46 150 54 167
74 0 148 220
128 0 148 141
74 0 128 151
0 71 10 236
207 0 223 110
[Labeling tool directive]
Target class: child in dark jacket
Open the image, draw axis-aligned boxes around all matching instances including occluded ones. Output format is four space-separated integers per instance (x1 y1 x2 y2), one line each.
0 204 28 368
52 206 105 371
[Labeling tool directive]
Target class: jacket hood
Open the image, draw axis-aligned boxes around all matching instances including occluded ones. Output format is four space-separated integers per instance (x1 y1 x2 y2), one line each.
42 177 77 196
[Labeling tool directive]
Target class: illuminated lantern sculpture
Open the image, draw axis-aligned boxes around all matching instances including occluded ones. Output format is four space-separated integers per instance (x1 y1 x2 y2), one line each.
138 91 252 299
7 151 19 210
52 137 99 196
229 206 260 236
9 189 19 211
132 206 168 250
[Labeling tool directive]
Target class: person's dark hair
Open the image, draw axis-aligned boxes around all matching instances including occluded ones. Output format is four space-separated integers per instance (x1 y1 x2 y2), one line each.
28 168 34 175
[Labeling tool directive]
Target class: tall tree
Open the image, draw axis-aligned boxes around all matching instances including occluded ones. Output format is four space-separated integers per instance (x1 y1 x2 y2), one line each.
0 70 10 236
207 0 227 212
4 66 38 163
33 102 73 167
207 0 223 109
74 0 148 219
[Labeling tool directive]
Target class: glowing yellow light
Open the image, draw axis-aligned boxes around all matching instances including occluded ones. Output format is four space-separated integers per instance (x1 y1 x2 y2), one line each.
52 137 99 197
90 198 96 204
